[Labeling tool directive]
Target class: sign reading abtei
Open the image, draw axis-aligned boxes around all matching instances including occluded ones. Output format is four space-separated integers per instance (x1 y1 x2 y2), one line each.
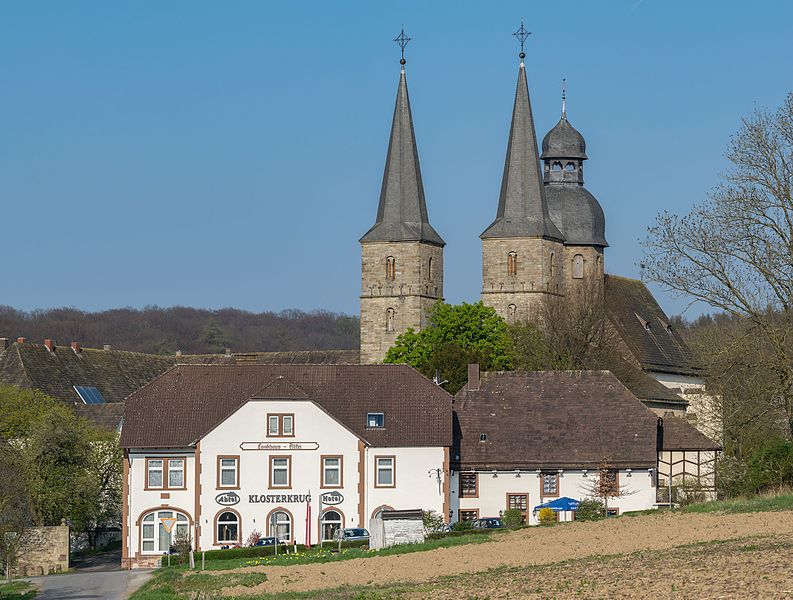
216 492 240 506
240 441 319 451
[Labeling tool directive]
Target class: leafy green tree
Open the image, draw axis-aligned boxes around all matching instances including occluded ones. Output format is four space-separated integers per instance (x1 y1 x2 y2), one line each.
199 318 231 353
0 385 61 439
0 442 31 581
744 438 793 494
384 302 512 392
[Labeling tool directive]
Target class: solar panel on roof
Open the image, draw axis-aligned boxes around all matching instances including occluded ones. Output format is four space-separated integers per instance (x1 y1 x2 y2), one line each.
74 385 106 404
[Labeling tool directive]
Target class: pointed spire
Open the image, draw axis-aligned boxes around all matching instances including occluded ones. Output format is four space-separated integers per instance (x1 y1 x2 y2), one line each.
360 31 444 246
481 44 564 241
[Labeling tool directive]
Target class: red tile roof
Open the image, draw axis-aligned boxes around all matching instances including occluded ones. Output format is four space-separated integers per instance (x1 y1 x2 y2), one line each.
120 364 452 449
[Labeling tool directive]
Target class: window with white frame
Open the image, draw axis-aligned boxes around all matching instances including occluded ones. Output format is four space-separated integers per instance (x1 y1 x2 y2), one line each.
367 413 385 428
216 511 239 544
375 456 395 487
321 509 343 541
270 456 291 488
322 456 342 488
542 473 559 496
269 510 292 541
218 457 239 488
168 459 184 488
147 458 185 490
267 414 294 437
141 510 188 553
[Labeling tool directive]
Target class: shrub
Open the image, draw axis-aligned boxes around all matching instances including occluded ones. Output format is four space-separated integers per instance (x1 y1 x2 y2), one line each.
422 509 445 534
451 519 473 532
502 508 523 529
171 529 193 564
745 438 793 494
537 507 556 526
575 498 605 521
246 530 262 547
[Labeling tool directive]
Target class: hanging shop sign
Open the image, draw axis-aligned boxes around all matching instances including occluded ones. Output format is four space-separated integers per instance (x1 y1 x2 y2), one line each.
319 491 343 505
216 492 240 506
239 441 320 451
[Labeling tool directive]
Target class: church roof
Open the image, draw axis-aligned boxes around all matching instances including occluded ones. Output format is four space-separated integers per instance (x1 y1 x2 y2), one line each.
360 67 444 246
605 275 701 377
546 185 608 247
541 115 587 160
481 62 564 241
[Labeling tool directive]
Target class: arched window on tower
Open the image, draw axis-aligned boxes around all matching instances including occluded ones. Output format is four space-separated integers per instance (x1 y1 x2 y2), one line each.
564 161 576 172
550 252 555 278
508 304 518 323
507 252 517 277
385 256 396 281
428 256 433 281
573 254 584 279
386 308 395 332
552 161 563 172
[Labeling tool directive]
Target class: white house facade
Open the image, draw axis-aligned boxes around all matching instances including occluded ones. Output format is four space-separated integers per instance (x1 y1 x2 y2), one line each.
120 364 452 569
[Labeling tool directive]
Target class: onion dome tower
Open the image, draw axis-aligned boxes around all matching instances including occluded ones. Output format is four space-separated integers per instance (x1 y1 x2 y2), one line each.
359 29 445 364
481 23 565 324
541 82 607 290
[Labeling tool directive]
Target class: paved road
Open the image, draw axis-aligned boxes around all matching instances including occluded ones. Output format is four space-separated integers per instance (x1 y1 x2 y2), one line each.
27 551 153 600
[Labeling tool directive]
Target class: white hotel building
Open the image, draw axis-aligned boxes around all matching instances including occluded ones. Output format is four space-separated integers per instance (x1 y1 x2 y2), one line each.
119 364 451 569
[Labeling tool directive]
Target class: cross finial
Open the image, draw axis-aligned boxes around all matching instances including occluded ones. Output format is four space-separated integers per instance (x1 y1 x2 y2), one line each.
394 27 411 66
513 20 531 60
562 78 567 118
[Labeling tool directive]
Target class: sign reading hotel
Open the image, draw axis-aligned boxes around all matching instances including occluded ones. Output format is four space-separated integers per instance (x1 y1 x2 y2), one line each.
239 441 319 451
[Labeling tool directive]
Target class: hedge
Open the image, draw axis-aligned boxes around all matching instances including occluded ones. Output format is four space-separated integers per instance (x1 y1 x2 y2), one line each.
201 539 369 561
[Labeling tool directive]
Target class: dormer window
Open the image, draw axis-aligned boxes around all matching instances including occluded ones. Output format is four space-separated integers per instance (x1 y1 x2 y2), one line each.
367 412 385 428
385 256 396 280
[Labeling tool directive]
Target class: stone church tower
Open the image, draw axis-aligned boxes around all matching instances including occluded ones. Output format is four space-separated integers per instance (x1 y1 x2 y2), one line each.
481 54 565 323
541 91 608 292
359 59 445 364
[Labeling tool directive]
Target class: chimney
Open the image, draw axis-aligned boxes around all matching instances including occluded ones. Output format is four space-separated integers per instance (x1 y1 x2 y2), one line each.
467 363 480 391
44 339 55 352
175 350 182 358
225 348 232 357
71 341 81 354
103 344 112 351
0 338 8 350
16 337 26 344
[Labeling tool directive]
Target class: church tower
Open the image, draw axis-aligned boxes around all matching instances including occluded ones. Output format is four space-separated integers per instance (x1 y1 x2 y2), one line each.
359 31 445 364
541 84 608 292
481 26 565 324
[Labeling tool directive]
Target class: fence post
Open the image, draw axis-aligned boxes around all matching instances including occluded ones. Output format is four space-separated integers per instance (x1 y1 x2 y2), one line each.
201 551 205 570
189 549 195 570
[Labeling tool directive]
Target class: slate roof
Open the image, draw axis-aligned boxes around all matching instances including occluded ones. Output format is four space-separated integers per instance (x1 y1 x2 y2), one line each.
481 63 564 241
541 115 587 160
604 357 688 407
661 416 720 451
453 370 659 469
120 364 452 449
605 275 700 376
0 341 175 405
545 185 608 247
360 66 444 246
74 402 125 432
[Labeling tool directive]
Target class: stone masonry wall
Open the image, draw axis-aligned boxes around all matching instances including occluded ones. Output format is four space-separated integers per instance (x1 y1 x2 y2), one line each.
563 245 604 294
360 241 443 363
383 518 425 547
481 237 564 323
12 524 69 577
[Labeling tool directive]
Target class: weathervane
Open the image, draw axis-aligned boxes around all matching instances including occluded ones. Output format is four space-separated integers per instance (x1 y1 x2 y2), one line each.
394 26 411 66
513 20 531 59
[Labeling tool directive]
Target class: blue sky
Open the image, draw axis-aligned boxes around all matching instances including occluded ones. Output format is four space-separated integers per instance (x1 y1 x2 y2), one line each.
2 1 792 319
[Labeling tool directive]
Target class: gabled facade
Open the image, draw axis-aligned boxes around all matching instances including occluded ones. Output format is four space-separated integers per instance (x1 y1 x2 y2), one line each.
119 364 452 568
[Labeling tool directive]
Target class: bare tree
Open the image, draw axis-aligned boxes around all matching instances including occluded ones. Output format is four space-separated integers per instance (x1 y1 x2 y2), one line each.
578 456 636 516
643 93 793 438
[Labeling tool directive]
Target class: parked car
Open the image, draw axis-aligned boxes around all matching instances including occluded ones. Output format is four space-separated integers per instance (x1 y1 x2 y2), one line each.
333 528 370 541
254 537 284 546
471 517 503 529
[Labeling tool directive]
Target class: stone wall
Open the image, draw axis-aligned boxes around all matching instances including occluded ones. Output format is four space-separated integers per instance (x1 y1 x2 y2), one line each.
12 523 69 577
383 518 424 547
360 240 444 364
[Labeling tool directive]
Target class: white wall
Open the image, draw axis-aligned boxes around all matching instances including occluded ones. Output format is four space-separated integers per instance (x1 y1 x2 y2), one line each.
652 372 722 441
451 469 657 525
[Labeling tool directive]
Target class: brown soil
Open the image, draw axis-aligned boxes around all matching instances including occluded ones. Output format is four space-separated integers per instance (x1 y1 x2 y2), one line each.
223 510 793 598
